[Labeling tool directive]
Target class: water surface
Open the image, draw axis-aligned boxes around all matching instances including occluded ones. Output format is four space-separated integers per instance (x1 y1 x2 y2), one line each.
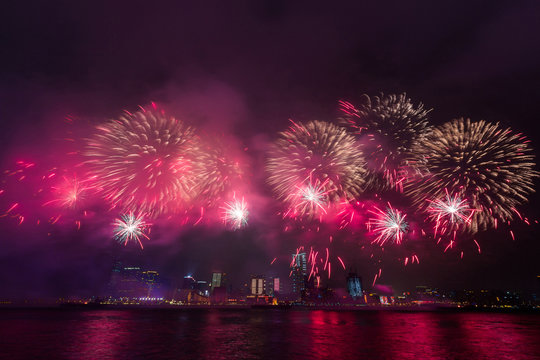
1 308 539 359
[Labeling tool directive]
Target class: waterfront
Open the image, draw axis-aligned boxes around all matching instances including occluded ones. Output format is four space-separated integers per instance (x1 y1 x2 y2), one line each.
1 309 539 359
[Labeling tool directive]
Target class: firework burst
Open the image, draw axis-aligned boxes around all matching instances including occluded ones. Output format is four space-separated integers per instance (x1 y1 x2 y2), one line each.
221 196 249 229
44 175 88 209
284 178 330 219
340 93 431 191
368 203 408 245
408 118 538 232
193 137 245 206
426 189 475 237
113 213 150 249
84 109 200 216
266 120 366 218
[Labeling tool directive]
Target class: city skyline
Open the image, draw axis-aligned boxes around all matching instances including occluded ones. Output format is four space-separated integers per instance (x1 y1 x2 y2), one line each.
1 1 540 301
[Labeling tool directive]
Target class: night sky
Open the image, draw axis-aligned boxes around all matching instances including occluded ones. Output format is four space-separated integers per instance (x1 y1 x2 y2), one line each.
1 0 540 299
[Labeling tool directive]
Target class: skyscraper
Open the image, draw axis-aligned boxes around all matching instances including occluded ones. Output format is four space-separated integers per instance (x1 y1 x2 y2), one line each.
291 252 307 296
347 272 363 299
266 277 281 296
182 275 196 290
250 276 265 295
211 272 227 294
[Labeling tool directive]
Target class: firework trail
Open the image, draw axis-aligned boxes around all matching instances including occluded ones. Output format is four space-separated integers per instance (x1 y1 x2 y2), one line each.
266 120 366 219
290 245 346 282
1 161 89 228
340 93 431 191
408 118 538 232
84 109 201 216
368 203 408 245
221 196 249 229
113 212 150 249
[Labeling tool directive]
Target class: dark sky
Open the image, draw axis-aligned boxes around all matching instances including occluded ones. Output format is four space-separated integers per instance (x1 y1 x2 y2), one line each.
1 0 540 298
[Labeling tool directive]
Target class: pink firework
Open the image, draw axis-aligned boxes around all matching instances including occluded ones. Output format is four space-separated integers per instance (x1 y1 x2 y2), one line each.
368 203 408 245
194 135 246 207
44 175 88 210
1 161 88 228
291 244 346 282
336 199 368 230
84 109 201 216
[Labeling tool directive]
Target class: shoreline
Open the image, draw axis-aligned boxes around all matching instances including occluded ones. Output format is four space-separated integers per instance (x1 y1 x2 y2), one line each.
0 303 538 313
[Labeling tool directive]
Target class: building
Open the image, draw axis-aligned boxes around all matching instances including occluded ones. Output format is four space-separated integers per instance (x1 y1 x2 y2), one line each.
107 262 153 299
141 270 163 297
266 277 281 296
182 275 196 290
251 276 265 295
291 252 307 296
211 272 227 292
346 272 363 299
211 287 228 304
196 281 210 297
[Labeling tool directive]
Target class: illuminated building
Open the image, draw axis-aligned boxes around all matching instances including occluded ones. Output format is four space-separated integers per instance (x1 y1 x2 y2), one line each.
107 261 167 299
182 275 196 290
291 252 307 296
266 277 281 296
141 270 162 297
346 272 363 299
211 272 227 292
196 281 210 297
251 276 265 295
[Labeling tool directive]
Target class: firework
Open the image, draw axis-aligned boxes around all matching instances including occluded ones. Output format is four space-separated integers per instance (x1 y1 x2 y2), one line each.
408 118 538 232
0 161 89 228
113 213 150 249
44 175 88 209
368 203 408 245
426 189 475 237
266 120 366 218
221 196 249 229
340 93 431 191
84 109 200 216
284 178 330 219
193 137 245 206
290 245 344 281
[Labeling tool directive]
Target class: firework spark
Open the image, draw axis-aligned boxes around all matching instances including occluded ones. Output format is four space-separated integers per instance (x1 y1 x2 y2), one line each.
221 197 249 229
340 93 431 191
368 203 408 245
113 213 150 249
284 178 329 219
426 189 475 237
44 176 87 209
408 118 538 232
84 109 200 216
267 120 366 218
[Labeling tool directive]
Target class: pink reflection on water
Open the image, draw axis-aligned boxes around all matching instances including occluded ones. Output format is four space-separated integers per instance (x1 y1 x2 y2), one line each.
65 311 131 359
460 313 540 360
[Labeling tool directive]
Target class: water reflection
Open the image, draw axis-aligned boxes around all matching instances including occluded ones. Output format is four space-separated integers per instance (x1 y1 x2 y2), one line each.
65 311 129 359
0 309 539 360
